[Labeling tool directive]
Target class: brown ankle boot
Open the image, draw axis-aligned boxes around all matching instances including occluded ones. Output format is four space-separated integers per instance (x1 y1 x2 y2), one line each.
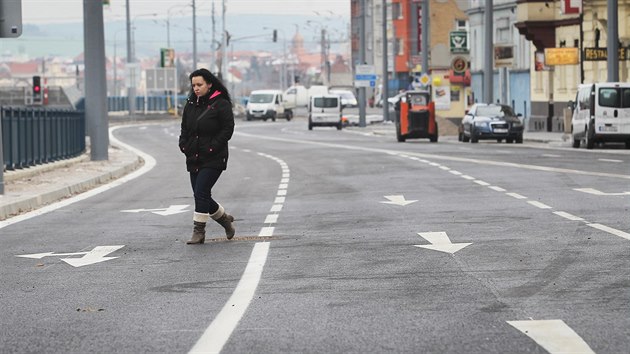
211 205 235 239
187 212 209 244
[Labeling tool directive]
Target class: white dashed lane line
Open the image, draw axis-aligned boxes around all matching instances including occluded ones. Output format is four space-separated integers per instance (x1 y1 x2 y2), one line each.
399 153 629 242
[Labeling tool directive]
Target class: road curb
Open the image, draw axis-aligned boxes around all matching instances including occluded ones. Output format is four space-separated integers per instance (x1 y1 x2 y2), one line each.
0 149 143 221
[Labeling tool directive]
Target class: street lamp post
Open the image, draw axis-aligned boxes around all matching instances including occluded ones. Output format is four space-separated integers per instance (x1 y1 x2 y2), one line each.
306 20 330 86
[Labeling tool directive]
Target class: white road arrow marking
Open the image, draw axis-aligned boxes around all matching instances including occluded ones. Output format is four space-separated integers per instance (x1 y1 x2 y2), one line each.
380 195 418 206
414 232 471 254
17 245 125 267
507 320 595 354
574 188 630 196
121 204 189 215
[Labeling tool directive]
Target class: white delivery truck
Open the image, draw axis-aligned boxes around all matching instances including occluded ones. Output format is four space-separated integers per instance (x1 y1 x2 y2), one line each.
283 85 329 109
570 82 630 149
246 90 293 121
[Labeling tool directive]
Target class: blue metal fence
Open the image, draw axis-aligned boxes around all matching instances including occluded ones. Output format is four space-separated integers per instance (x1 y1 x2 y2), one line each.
1 106 85 171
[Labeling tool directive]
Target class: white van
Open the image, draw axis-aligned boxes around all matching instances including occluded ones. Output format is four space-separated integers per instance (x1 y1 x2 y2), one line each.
283 85 329 108
308 94 343 130
246 90 293 121
571 82 630 149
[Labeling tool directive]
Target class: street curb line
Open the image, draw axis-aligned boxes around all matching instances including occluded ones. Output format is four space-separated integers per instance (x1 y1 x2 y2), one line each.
0 153 143 221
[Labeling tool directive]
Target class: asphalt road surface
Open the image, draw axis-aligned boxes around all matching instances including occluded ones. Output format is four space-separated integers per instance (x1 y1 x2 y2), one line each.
1 117 629 353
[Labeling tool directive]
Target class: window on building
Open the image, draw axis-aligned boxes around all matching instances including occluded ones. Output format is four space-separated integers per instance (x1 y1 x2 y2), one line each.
396 38 404 55
455 19 468 31
392 2 402 19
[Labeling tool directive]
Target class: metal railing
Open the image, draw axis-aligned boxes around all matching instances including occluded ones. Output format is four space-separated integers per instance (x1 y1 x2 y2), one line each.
1 106 85 171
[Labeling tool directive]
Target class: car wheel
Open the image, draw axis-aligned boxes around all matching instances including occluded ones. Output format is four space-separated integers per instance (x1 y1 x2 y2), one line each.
515 134 523 144
470 128 478 143
429 123 438 142
506 138 514 143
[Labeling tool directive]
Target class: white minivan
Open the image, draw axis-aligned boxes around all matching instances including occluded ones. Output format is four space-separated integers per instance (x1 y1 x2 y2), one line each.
571 82 630 149
308 94 343 130
246 89 293 121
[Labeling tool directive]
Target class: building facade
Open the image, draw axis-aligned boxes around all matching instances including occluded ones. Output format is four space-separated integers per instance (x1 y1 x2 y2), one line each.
516 0 630 132
468 0 532 121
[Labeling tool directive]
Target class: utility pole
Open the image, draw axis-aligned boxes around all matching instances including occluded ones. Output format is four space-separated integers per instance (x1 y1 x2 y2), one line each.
125 0 135 117
382 0 389 121
321 28 327 85
221 0 228 83
607 0 619 82
421 0 429 80
83 0 108 160
211 1 216 73
192 0 197 70
358 0 366 128
483 0 493 103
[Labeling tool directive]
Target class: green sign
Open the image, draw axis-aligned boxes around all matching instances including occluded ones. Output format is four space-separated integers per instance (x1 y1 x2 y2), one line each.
450 31 468 54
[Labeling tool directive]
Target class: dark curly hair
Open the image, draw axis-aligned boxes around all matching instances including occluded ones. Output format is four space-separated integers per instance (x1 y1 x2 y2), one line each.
189 68 232 104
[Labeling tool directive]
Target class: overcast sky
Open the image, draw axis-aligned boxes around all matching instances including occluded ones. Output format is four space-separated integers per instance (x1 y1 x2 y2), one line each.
22 0 351 24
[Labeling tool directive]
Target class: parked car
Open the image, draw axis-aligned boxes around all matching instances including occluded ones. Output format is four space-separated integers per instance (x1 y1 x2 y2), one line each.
459 103 524 143
329 89 358 108
570 82 630 149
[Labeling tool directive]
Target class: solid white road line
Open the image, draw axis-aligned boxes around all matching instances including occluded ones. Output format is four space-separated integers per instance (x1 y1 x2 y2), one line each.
188 242 270 354
598 158 623 163
0 126 156 230
507 320 595 354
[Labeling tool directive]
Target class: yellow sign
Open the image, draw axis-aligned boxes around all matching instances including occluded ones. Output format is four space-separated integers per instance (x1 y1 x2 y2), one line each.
583 48 630 61
544 47 579 66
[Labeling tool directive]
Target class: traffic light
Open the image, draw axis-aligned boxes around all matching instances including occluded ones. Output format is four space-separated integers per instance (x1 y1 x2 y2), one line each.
272 30 277 42
32 75 42 104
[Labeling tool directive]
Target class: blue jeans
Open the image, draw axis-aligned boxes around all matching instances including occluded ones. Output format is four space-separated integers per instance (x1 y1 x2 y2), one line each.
189 168 223 214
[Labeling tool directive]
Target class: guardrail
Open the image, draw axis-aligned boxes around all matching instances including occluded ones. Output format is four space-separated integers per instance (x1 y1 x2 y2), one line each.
1 106 85 171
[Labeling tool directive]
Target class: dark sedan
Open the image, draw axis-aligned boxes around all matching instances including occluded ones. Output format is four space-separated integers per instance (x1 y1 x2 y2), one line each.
459 103 524 143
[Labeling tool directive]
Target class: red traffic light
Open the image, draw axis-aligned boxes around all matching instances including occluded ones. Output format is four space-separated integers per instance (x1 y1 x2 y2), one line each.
34 85 41 92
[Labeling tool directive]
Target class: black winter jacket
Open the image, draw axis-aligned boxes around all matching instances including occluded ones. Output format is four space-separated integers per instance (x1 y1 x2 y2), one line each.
179 91 235 172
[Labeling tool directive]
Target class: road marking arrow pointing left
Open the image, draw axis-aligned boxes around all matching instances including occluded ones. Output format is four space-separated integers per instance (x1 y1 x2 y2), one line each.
17 245 125 267
121 204 189 216
414 232 471 254
381 195 418 206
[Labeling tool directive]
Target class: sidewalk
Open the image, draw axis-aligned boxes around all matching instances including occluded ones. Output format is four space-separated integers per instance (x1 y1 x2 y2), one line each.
0 117 568 221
